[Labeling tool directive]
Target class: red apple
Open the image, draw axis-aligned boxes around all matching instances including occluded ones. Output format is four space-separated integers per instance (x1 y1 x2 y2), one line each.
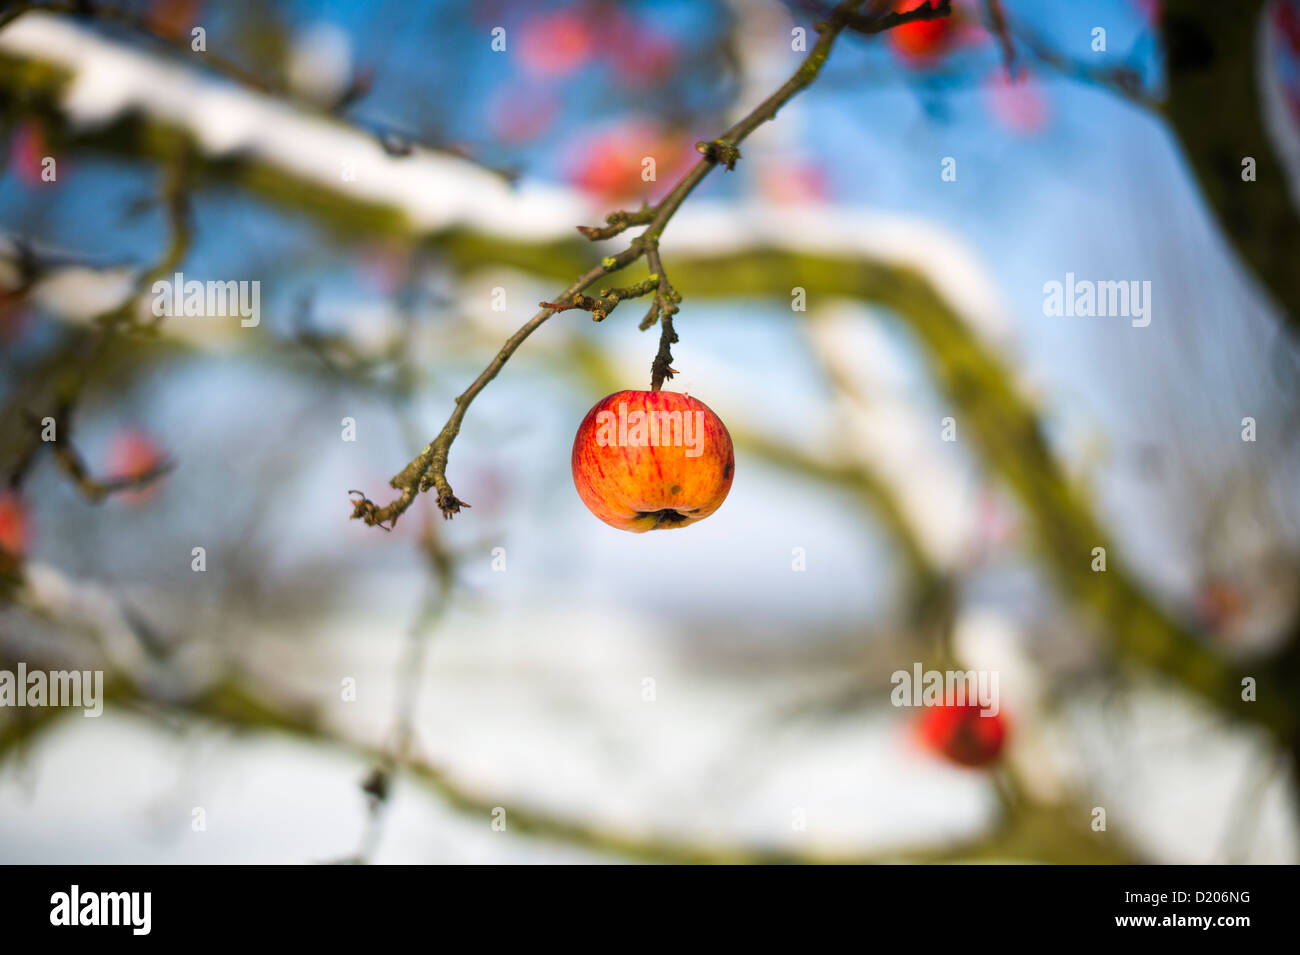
105 429 167 503
517 9 594 78
488 84 560 145
0 491 29 560
146 0 203 40
1195 578 1245 632
916 701 1007 768
889 0 958 63
603 12 678 88
11 119 48 188
566 121 693 203
986 68 1050 134
756 158 829 205
571 390 734 532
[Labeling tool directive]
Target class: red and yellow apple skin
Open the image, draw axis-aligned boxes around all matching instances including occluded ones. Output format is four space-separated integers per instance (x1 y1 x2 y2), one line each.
571 390 734 532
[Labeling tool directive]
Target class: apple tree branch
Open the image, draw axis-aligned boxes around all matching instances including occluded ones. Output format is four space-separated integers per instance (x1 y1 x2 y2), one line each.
351 0 951 527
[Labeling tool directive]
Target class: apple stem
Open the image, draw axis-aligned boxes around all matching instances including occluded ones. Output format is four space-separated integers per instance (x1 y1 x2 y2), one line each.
646 241 680 392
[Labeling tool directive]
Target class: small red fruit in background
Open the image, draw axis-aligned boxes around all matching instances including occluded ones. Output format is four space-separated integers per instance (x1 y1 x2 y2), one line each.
0 491 29 580
0 491 29 561
1134 0 1162 27
517 9 595 78
572 390 734 532
603 12 678 88
146 0 203 40
10 119 49 188
488 84 560 145
916 701 1007 768
755 158 830 205
1195 578 1246 633
105 430 168 503
889 0 958 63
986 69 1050 134
566 121 693 203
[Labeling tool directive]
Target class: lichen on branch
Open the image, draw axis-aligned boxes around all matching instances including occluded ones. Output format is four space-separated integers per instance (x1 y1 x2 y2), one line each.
540 275 660 322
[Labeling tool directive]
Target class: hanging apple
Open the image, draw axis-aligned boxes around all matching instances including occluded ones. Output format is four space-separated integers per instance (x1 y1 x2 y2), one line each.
571 390 734 532
105 429 168 503
888 0 960 63
916 701 1008 768
0 491 29 578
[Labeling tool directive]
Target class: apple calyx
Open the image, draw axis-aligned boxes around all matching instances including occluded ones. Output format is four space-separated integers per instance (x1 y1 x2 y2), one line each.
638 507 692 529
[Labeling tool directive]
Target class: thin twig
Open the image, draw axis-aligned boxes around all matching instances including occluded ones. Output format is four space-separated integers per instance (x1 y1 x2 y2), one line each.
51 440 173 503
981 0 1017 77
539 275 660 322
1008 13 1148 104
576 203 656 241
3 153 192 502
350 247 640 525
645 241 680 391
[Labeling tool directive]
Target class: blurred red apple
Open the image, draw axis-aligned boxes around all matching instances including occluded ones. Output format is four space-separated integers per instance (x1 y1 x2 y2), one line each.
566 121 693 203
10 119 49 188
986 68 1050 134
756 158 829 205
889 0 958 63
0 491 29 561
916 701 1007 768
518 8 594 78
572 390 734 532
569 135 641 201
1134 0 1162 27
147 0 203 40
616 30 676 87
1196 578 1245 632
603 11 678 88
105 430 167 502
488 84 560 144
